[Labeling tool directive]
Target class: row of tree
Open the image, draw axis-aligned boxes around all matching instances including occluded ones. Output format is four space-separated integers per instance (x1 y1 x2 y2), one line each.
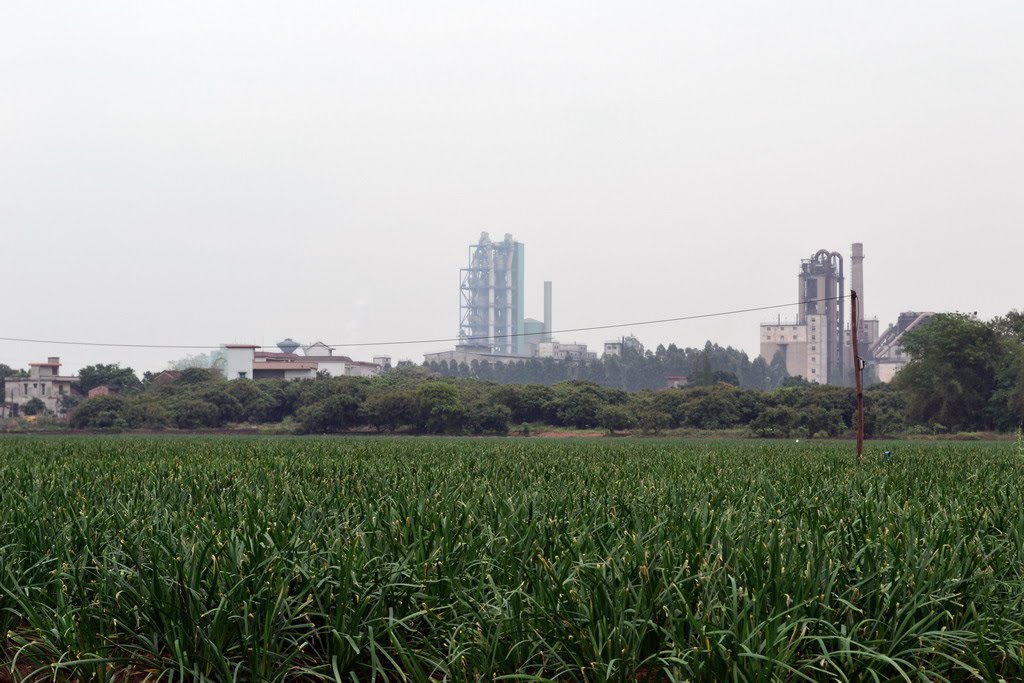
6 310 1023 435
426 341 790 391
63 363 910 438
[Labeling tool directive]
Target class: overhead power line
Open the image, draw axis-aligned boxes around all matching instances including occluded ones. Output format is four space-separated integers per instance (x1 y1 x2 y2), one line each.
0 295 845 351
328 295 847 347
0 338 219 350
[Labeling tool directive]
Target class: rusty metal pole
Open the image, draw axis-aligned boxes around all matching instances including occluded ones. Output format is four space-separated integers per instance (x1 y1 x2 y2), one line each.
851 290 864 464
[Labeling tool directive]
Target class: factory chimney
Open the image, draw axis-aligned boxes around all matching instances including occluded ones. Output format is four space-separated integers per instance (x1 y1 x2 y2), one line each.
851 243 865 328
543 281 553 342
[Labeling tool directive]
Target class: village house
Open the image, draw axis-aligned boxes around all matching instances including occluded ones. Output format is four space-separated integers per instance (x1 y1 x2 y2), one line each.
3 357 77 417
223 340 385 381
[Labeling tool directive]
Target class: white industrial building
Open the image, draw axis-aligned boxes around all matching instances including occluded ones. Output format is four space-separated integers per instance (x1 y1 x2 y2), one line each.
537 341 598 362
602 335 642 358
423 345 528 367
424 338 599 367
760 314 835 383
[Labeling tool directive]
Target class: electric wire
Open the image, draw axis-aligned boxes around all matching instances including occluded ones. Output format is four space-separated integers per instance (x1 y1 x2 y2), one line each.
329 295 847 347
0 295 846 351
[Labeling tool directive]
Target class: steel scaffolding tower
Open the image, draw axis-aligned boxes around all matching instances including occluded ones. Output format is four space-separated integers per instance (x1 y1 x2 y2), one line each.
459 232 525 355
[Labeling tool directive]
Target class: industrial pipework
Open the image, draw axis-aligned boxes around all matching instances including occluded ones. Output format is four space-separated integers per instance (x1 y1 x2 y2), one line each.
799 249 845 384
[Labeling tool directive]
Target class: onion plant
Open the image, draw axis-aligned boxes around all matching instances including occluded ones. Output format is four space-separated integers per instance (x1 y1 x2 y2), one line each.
0 436 1022 681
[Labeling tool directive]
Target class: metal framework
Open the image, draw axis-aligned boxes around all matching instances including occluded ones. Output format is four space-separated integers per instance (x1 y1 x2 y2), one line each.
799 249 845 384
871 311 933 360
459 233 525 355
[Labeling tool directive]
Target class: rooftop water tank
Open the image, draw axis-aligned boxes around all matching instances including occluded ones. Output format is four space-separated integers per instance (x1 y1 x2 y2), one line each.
277 338 301 355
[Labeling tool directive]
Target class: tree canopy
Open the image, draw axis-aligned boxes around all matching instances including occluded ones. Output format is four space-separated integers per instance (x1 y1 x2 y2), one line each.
74 364 144 395
426 340 789 391
894 311 1024 431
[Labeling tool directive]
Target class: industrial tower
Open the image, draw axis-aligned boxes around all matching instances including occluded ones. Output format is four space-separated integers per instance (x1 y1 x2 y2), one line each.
459 233 526 355
760 247 845 385
761 242 933 385
798 249 845 384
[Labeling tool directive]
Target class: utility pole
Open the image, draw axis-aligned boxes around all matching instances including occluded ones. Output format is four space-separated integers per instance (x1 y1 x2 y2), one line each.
851 290 864 464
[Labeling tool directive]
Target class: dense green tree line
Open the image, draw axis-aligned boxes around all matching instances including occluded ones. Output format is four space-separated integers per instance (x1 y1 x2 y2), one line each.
63 364 913 438
426 341 790 390
10 309 1024 435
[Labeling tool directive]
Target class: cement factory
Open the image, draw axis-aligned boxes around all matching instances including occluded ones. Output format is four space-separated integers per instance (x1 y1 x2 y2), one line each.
424 233 599 368
759 242 933 385
427 234 933 387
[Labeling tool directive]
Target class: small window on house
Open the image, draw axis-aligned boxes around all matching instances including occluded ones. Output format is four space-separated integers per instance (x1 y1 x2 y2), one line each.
793 336 798 340
811 368 816 374
238 371 247 379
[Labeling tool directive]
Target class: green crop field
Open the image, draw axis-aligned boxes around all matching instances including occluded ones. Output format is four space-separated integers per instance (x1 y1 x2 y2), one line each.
1 436 1023 682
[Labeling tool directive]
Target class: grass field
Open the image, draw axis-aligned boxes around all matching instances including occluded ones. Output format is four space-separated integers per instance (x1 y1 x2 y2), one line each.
1 436 1023 681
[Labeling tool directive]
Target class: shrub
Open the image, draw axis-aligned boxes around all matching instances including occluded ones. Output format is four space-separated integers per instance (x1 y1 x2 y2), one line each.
597 404 635 434
466 404 511 435
127 401 171 429
750 406 800 438
21 398 47 416
634 408 672 435
70 396 129 429
362 391 419 432
169 399 221 429
299 394 362 433
417 382 464 434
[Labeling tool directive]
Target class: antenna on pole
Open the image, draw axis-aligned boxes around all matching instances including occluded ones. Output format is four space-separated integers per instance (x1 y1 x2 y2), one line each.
851 290 864 464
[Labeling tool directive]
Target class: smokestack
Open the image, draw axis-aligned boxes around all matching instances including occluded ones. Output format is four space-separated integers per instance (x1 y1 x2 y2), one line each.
851 243 864 328
543 281 552 342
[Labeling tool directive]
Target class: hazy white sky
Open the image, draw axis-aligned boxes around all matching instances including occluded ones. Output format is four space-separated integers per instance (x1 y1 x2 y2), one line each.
2 1 1021 374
